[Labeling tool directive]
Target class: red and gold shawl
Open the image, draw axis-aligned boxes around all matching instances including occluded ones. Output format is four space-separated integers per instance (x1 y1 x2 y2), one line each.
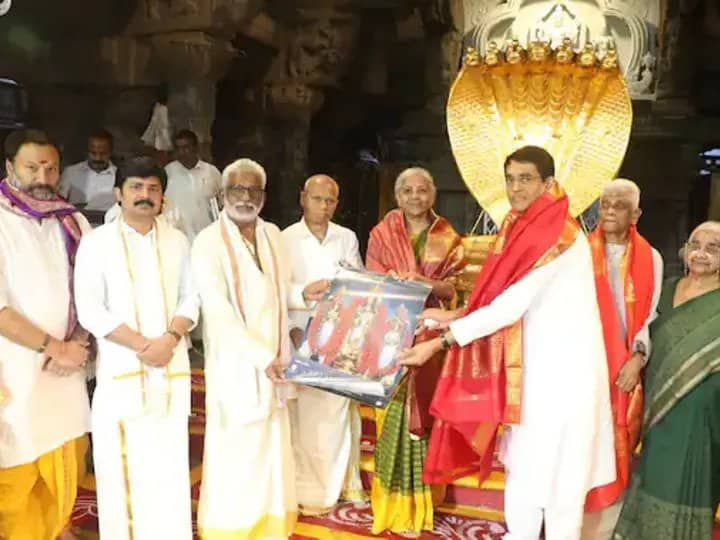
584 225 655 511
423 184 579 484
366 209 465 435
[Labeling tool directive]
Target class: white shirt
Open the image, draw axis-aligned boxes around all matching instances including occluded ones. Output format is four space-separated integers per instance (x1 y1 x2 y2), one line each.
605 243 663 358
60 160 117 211
0 208 91 466
282 218 363 331
74 218 199 419
164 160 222 242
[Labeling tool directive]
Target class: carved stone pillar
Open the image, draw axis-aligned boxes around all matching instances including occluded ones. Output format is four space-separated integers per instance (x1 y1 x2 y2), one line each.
167 80 217 158
148 31 236 160
258 81 324 226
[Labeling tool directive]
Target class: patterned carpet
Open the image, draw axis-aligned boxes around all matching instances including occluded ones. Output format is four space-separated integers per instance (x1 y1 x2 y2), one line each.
71 369 508 539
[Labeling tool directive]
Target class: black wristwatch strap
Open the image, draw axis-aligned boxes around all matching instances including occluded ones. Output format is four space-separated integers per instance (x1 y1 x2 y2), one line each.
36 333 51 353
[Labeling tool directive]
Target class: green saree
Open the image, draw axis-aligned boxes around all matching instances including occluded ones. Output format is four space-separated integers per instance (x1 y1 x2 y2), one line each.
613 277 720 540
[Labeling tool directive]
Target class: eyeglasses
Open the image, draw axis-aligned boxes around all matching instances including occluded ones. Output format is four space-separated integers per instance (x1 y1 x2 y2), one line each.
226 185 265 200
504 174 542 186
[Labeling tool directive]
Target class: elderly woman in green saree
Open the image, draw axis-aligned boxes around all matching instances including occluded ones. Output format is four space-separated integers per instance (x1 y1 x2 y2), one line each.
613 221 720 540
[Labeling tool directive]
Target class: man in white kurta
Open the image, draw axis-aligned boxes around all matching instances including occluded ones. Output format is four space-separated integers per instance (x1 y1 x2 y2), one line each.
164 129 222 243
193 159 327 539
0 130 91 540
400 146 615 540
74 157 198 540
282 175 365 515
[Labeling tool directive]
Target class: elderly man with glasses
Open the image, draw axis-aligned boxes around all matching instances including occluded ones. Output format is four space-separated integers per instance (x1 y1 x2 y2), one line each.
191 158 328 539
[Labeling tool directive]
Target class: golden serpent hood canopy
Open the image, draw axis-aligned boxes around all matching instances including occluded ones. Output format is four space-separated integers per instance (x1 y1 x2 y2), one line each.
447 39 632 226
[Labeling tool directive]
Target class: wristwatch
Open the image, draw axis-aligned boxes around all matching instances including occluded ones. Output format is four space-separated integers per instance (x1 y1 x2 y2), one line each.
632 340 647 357
440 331 454 351
36 333 50 353
166 329 182 343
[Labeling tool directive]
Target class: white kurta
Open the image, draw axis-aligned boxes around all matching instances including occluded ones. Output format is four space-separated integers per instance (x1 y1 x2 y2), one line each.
450 234 615 540
605 243 663 356
74 218 198 540
164 159 222 243
282 219 365 512
0 208 91 468
193 214 305 539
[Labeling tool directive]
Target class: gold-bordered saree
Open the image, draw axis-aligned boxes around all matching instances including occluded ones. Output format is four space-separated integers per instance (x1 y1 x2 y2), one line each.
613 277 720 540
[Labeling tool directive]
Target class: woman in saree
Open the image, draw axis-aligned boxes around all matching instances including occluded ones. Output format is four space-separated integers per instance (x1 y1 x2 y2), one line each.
365 167 465 536
613 221 720 540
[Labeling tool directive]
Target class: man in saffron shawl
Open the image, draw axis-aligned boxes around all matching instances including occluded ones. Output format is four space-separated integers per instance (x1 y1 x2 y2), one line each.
581 179 663 540
400 146 615 539
365 166 465 535
0 130 91 540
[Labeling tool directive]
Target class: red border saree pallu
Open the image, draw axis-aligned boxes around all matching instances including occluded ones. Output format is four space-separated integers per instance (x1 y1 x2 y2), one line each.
424 185 579 485
366 209 464 534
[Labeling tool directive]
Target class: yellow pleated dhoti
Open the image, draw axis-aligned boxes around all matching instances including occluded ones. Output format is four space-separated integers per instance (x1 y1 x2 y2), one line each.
0 436 85 540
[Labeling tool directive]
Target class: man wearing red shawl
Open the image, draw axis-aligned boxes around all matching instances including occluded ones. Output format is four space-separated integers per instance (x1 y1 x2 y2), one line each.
0 130 92 540
400 147 615 540
581 179 662 540
365 167 465 535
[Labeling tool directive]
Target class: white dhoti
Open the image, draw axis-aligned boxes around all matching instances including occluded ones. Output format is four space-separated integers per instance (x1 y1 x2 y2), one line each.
92 411 191 540
291 387 364 514
198 407 297 539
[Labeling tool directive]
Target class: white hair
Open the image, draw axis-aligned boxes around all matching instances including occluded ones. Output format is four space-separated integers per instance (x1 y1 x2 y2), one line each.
602 178 640 210
222 158 267 189
394 167 436 195
690 220 720 241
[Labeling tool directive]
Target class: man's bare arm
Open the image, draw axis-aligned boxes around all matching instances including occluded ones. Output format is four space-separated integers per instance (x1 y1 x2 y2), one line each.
0 306 55 351
105 323 149 353
168 316 193 338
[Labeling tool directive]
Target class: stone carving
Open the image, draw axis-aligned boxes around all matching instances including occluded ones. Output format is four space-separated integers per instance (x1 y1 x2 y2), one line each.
144 0 200 20
286 7 359 86
262 82 324 119
128 0 262 35
149 32 236 82
168 80 216 145
463 0 661 98
426 29 463 113
420 0 465 31
628 50 656 94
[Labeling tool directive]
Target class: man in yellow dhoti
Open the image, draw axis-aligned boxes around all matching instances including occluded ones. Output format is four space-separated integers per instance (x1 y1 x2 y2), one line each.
193 159 328 539
0 130 92 540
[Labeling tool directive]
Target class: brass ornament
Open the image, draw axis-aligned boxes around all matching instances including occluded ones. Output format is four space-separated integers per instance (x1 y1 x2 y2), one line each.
448 41 632 225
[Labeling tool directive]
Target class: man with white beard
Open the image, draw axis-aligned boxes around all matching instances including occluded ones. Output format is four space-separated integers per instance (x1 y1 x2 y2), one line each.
192 159 328 539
